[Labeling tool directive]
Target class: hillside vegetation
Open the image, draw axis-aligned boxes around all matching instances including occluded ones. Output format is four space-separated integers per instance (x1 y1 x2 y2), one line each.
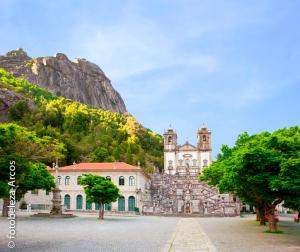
0 68 163 173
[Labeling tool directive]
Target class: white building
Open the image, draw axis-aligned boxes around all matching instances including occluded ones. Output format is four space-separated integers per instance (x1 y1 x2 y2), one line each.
23 162 150 212
163 127 212 175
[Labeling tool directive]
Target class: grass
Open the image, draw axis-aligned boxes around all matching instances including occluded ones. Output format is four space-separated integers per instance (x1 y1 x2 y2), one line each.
263 230 284 234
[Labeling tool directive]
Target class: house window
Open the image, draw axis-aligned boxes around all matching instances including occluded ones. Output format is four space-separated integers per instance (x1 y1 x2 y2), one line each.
106 176 111 181
65 176 70 185
203 160 208 167
31 189 38 195
119 176 125 186
77 176 81 185
57 176 61 185
129 176 135 186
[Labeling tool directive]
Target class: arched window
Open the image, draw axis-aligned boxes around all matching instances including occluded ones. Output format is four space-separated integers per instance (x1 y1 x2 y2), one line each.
105 203 112 211
129 176 135 186
118 196 125 211
106 176 111 181
64 194 71 209
57 176 61 185
65 176 70 185
76 195 82 209
203 135 206 141
128 196 135 211
168 136 172 144
77 176 81 185
86 199 92 210
119 176 125 186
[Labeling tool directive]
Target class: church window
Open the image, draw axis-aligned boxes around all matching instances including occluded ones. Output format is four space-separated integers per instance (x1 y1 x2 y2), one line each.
119 176 125 186
203 135 206 141
129 176 135 186
203 160 208 167
168 136 172 144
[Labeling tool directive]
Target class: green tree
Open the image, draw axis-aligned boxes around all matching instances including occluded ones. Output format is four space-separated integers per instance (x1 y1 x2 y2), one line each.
79 174 120 219
200 127 300 232
0 123 64 216
8 100 30 121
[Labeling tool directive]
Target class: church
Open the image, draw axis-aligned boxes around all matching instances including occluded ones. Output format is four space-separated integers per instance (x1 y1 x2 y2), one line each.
142 126 240 216
163 126 212 175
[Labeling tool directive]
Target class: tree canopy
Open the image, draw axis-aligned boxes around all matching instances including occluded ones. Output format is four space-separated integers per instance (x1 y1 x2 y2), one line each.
200 127 300 231
0 123 60 215
79 174 120 219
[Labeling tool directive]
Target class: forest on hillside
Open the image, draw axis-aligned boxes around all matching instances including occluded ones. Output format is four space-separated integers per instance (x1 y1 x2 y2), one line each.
0 68 163 173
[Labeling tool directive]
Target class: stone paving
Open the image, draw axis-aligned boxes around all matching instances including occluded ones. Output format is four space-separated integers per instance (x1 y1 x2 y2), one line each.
162 218 215 252
0 212 299 252
0 212 179 252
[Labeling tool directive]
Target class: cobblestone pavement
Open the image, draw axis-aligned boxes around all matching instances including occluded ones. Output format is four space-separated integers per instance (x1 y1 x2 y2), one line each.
0 212 299 252
162 218 216 252
0 212 179 252
198 214 300 252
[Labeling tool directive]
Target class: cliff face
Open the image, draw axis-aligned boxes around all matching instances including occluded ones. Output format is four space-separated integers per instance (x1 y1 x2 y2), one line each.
0 49 127 114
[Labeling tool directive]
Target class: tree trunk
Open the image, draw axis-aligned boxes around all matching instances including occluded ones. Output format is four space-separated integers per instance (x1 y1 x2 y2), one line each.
2 197 9 217
257 206 266 226
256 209 260 221
267 207 278 232
98 202 104 220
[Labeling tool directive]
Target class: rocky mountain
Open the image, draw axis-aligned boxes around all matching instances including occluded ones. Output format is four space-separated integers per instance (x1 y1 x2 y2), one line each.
0 48 127 114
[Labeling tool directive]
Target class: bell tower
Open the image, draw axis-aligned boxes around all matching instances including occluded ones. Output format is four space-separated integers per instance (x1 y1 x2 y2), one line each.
197 127 212 169
197 127 211 151
163 127 177 174
163 127 177 151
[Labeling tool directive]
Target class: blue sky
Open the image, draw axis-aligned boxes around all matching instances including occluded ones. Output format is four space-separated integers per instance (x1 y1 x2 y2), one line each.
1 0 300 156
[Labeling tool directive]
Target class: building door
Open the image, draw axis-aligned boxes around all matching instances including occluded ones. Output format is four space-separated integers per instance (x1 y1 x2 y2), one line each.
118 196 125 211
76 195 83 209
86 200 92 210
64 195 70 209
95 202 99 210
105 203 112 211
128 196 135 211
185 202 191 214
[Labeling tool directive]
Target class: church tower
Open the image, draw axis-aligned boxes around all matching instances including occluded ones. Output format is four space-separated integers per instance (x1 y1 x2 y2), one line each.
197 127 211 151
163 127 177 174
197 127 212 169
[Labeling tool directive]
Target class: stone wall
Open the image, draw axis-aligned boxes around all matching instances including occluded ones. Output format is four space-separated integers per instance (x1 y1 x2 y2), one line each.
143 172 240 217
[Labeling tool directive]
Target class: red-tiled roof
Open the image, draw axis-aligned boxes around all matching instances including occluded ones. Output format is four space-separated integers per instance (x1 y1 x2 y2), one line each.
48 162 141 172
